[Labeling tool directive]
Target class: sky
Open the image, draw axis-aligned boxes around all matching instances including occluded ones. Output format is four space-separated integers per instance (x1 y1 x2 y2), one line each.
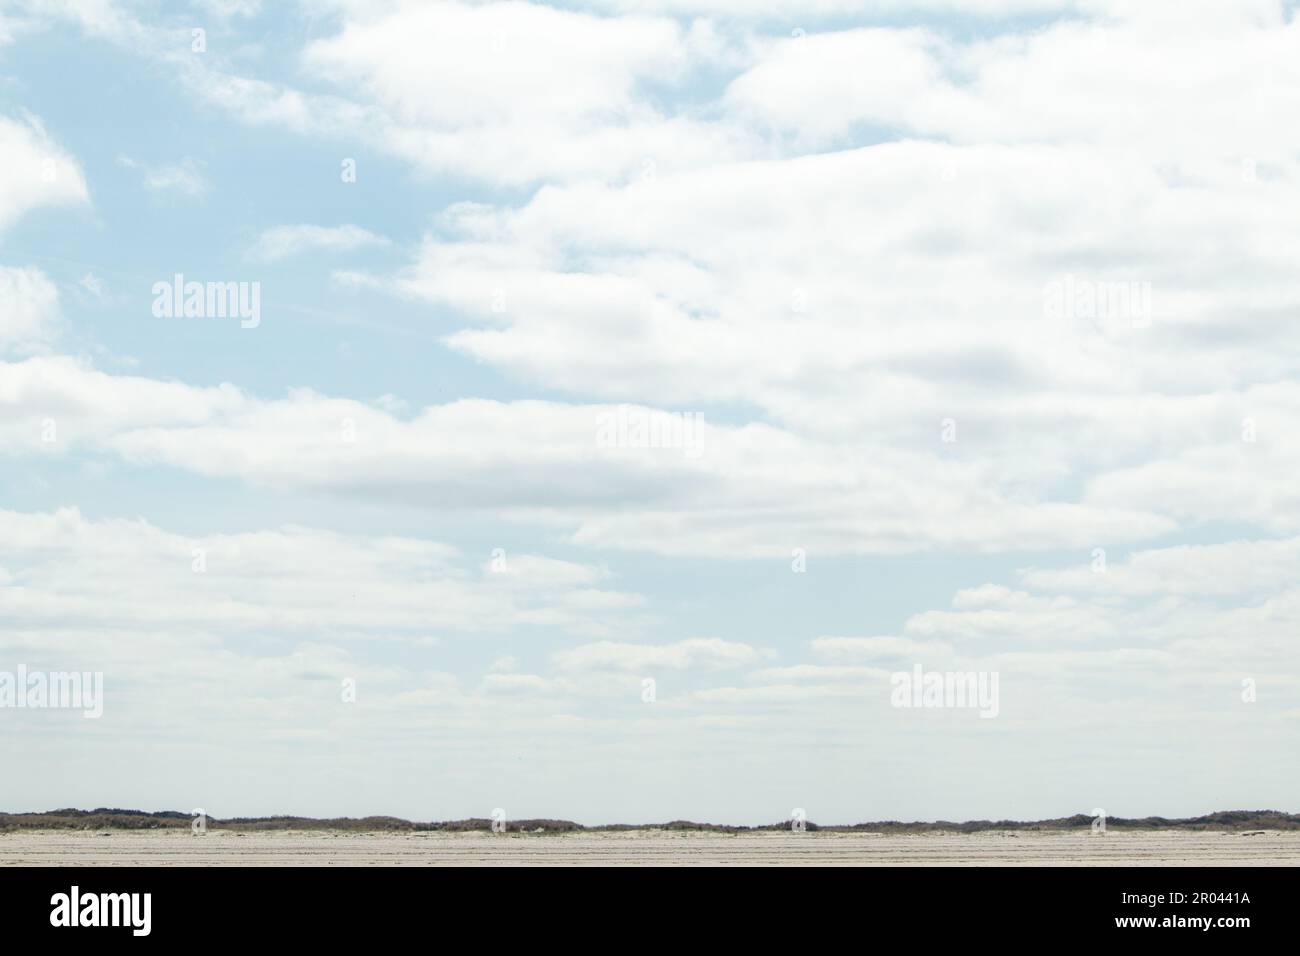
0 0 1297 826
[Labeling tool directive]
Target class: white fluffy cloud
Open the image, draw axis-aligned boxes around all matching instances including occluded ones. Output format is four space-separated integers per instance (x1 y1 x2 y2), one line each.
0 356 1177 555
137 0 750 188
1019 536 1300 598
0 506 643 639
0 114 87 230
0 114 87 355
723 9 1300 152
0 267 60 354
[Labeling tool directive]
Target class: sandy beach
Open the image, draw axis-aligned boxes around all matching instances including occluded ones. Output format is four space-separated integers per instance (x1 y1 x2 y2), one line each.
3 828 1297 866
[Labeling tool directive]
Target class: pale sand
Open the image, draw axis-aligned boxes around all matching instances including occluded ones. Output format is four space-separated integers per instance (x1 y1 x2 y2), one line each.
2 829 1298 866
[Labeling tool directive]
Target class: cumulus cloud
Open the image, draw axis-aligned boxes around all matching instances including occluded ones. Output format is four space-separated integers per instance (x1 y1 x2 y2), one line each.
1019 537 1300 597
0 267 60 354
0 357 1176 555
0 116 84 355
0 113 88 232
0 506 644 639
294 0 744 186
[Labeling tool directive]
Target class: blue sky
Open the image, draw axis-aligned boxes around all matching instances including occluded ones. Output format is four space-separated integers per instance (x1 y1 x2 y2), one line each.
1 0 1298 825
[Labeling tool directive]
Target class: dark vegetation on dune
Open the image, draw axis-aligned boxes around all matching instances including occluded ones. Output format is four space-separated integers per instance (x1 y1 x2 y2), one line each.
1 808 1296 833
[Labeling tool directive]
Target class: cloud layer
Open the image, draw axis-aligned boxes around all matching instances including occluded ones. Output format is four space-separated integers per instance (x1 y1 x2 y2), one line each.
0 0 1296 823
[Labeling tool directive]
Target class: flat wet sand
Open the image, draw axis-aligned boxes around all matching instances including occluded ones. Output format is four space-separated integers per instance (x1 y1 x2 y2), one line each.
3 828 1297 866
